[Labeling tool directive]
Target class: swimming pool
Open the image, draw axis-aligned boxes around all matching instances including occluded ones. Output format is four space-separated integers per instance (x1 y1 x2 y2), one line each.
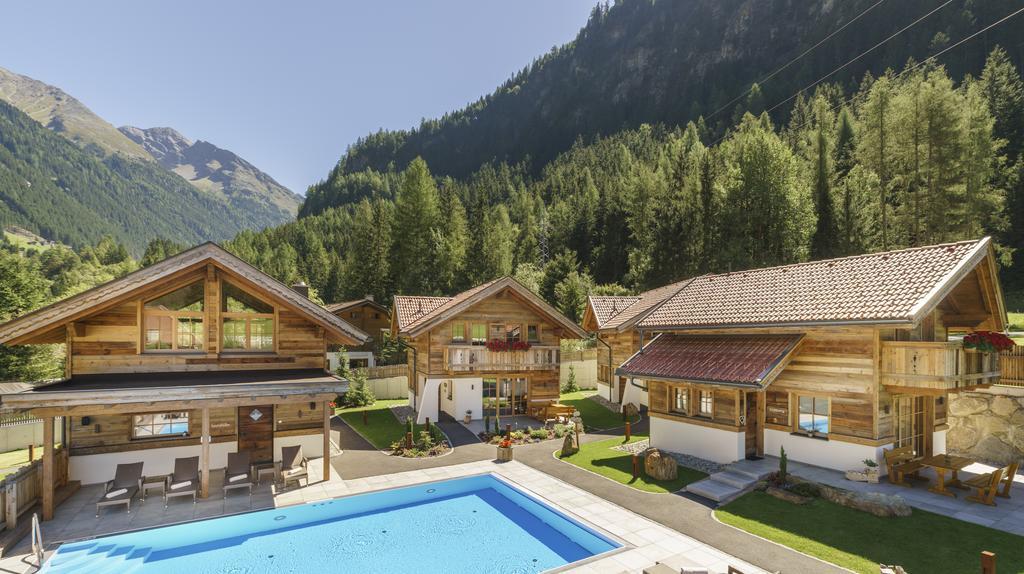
40 474 621 573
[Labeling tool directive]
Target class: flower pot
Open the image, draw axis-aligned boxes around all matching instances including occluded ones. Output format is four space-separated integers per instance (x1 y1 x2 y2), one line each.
865 468 880 484
463 414 472 424
496 446 514 462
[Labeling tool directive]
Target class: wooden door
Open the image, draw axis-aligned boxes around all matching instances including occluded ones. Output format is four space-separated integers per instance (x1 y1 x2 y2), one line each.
617 377 627 403
237 405 274 464
744 392 758 458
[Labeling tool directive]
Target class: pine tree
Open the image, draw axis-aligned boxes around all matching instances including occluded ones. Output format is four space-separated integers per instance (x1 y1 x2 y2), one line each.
478 205 517 280
810 120 839 259
393 158 441 294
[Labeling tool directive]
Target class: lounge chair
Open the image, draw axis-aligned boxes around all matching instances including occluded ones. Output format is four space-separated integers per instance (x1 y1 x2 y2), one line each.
223 451 253 500
998 461 1019 499
965 467 1005 506
164 456 200 509
96 462 144 517
280 445 308 489
883 446 923 487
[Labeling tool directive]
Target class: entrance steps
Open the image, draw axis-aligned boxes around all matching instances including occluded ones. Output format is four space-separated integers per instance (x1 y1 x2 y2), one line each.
686 458 778 504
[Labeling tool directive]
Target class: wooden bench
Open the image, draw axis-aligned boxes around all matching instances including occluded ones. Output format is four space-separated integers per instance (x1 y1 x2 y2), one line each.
998 461 1018 499
965 467 1005 506
884 446 924 487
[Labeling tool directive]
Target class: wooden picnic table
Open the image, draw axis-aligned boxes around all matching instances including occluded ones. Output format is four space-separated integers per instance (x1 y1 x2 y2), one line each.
919 453 973 497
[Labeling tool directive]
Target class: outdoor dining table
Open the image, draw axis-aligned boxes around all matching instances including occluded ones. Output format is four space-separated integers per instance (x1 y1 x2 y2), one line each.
919 453 973 497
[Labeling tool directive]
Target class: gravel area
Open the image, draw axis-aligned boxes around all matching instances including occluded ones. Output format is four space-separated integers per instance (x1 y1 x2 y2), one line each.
587 392 621 413
389 404 416 422
612 439 650 454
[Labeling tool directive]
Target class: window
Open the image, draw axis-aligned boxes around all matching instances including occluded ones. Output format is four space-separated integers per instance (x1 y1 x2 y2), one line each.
471 323 487 345
374 312 381 319
451 322 466 343
350 312 359 319
133 412 189 438
505 324 521 343
672 387 689 415
143 281 204 351
221 281 274 351
798 396 829 436
527 324 540 343
698 390 714 417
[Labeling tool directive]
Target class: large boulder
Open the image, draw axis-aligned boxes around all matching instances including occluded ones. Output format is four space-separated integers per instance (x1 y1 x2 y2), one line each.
818 486 911 518
643 448 678 481
946 422 980 451
948 395 989 417
560 433 578 457
623 403 640 420
991 395 1021 418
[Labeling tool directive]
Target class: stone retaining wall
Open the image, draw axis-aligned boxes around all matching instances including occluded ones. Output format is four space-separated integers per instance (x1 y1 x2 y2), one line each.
947 386 1024 465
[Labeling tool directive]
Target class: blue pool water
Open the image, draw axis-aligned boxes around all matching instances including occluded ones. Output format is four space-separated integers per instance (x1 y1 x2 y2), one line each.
41 474 619 573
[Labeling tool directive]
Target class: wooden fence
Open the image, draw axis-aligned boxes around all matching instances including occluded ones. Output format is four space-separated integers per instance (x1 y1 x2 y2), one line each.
363 364 409 380
0 446 67 531
998 347 1024 387
561 348 598 363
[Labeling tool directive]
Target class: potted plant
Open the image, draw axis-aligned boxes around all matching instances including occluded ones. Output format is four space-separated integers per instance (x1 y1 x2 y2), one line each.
496 437 513 462
464 409 472 424
845 458 880 483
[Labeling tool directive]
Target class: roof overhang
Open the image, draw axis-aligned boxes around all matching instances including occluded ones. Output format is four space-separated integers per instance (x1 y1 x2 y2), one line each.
616 333 804 390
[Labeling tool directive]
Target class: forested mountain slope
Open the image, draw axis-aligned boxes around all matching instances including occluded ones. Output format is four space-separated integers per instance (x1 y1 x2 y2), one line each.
308 0 1022 197
0 99 254 252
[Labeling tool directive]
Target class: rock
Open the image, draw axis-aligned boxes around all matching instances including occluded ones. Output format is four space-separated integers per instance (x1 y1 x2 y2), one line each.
948 395 989 417
977 414 1010 439
970 435 1015 466
818 485 912 517
946 423 980 451
766 486 812 505
560 434 578 457
991 395 1021 418
643 448 678 481
623 403 640 419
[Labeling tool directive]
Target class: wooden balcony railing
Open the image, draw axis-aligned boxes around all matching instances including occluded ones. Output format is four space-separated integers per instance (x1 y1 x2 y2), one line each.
445 345 560 372
880 341 1000 393
997 346 1024 388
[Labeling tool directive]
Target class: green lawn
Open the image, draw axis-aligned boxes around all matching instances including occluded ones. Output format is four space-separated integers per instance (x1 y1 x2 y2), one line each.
1008 311 1024 331
337 399 409 450
557 435 706 493
717 491 1024 574
0 444 61 479
560 390 640 431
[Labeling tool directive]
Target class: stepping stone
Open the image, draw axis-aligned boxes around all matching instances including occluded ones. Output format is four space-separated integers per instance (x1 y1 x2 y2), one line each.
686 478 743 504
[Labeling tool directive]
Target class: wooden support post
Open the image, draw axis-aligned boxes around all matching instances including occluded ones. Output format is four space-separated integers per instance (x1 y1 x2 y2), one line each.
981 551 996 574
631 454 639 479
406 432 413 449
323 400 331 482
28 444 34 463
505 424 511 440
200 407 210 498
42 416 54 521
362 410 368 425
4 480 16 530
625 421 631 441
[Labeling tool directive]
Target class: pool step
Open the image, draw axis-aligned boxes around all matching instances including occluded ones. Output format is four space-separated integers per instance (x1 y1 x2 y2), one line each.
41 544 151 574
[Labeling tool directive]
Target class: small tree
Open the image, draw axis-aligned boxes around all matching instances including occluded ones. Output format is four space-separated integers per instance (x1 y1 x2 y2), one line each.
562 365 580 393
335 346 351 380
343 368 375 408
779 445 788 484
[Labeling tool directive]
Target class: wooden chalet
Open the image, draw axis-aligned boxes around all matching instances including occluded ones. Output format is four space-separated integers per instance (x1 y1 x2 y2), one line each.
0 243 367 520
614 238 1006 471
325 297 391 359
392 277 587 424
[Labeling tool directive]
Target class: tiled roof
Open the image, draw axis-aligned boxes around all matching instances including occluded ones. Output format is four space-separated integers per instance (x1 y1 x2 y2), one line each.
0 243 369 345
617 334 803 387
393 277 587 338
325 298 389 315
588 279 692 331
639 239 989 329
589 296 640 328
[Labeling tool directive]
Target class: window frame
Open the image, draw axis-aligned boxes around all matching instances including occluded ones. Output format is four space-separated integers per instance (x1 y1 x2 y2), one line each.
220 281 276 353
795 395 830 438
671 385 690 415
470 323 487 345
526 324 540 343
505 323 522 343
131 411 190 440
697 390 714 418
451 322 467 344
142 281 205 353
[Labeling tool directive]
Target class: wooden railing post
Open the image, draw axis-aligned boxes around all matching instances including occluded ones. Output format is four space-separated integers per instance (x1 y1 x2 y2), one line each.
5 480 16 530
981 551 996 574
41 417 54 521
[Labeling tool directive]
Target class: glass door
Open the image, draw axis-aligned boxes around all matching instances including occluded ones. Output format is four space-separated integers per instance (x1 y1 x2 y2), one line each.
482 378 500 417
894 395 929 457
482 377 528 417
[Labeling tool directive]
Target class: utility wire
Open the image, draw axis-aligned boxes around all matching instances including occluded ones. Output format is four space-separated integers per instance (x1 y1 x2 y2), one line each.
706 0 888 122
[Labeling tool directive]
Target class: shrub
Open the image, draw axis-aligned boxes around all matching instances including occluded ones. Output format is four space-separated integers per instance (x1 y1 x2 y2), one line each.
510 430 524 441
529 428 549 440
418 430 435 449
788 482 821 498
343 368 375 407
779 445 788 484
335 346 351 379
562 365 580 393
553 424 568 438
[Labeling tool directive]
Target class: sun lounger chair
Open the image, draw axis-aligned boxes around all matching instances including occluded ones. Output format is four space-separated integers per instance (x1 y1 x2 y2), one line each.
223 451 253 500
965 467 1005 506
280 445 308 489
883 446 923 487
164 456 200 508
998 461 1018 499
96 462 144 517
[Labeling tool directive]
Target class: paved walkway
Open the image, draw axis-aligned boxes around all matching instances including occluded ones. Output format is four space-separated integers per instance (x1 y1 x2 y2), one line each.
333 415 844 574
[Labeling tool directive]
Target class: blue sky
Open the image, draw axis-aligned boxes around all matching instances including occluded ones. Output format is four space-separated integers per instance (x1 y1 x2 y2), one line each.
0 1 596 194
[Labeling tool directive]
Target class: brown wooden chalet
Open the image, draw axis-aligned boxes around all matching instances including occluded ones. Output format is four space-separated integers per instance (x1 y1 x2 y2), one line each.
0 243 367 520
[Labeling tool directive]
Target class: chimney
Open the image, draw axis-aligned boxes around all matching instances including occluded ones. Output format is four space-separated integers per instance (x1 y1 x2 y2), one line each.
291 281 309 299
365 294 374 302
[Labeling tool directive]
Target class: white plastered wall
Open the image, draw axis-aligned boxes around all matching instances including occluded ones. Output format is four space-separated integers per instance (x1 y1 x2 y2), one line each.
439 377 484 421
764 429 891 474
596 382 615 404
274 430 339 461
416 379 443 424
649 416 744 464
933 428 947 455
70 441 238 485
621 379 649 410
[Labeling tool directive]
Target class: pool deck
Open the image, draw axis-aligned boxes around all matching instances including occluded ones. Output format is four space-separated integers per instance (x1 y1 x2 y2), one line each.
0 454 769 574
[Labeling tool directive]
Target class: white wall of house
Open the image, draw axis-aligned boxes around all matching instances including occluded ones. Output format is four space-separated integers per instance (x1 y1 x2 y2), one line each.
621 379 649 410
650 416 744 464
439 377 484 421
596 382 615 404
274 430 339 460
763 429 890 474
933 429 947 455
326 351 375 372
416 379 443 424
69 441 238 485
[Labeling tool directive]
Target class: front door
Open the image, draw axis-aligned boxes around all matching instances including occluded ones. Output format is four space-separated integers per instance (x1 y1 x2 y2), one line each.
744 392 759 458
238 405 274 464
894 395 933 457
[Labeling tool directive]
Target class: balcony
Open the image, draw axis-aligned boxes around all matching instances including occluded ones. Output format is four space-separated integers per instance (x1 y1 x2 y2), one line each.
445 344 560 372
880 341 1000 393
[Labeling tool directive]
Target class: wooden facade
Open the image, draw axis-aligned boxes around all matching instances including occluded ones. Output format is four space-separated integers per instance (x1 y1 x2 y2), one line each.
328 299 391 354
0 244 365 520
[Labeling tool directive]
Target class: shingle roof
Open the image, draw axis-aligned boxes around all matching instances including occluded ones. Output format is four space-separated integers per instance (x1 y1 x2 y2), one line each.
589 296 640 328
0 243 368 345
617 333 803 388
639 239 990 329
392 277 586 338
325 298 389 315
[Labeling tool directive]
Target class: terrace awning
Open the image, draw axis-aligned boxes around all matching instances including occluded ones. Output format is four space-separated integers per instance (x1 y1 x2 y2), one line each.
616 333 803 389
